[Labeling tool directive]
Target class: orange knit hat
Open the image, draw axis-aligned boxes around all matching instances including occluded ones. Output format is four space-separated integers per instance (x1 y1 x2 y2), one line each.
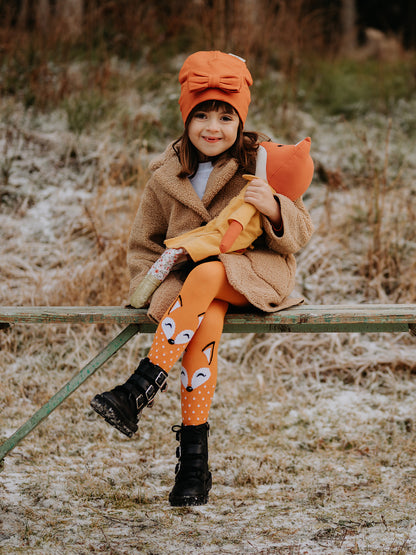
178 51 253 125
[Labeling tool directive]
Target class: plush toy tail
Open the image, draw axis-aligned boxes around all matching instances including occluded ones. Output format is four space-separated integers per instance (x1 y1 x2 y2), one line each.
219 220 243 253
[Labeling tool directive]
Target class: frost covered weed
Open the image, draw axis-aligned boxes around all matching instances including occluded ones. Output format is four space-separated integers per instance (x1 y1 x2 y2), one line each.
63 90 112 135
1 62 416 553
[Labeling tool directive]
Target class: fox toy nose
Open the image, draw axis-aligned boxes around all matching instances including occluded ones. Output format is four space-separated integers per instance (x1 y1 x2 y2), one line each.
168 339 175 345
186 386 193 392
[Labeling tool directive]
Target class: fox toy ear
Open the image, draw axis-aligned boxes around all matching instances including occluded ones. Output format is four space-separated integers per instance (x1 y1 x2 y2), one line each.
258 137 314 201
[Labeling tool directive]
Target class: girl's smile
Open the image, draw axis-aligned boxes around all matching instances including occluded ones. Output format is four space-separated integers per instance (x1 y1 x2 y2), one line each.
188 109 240 158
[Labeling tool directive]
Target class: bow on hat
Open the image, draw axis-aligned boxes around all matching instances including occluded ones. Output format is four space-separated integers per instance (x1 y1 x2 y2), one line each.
187 71 242 93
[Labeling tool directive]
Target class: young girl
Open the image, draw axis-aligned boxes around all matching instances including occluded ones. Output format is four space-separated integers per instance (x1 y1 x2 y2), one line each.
128 136 314 308
90 50 314 507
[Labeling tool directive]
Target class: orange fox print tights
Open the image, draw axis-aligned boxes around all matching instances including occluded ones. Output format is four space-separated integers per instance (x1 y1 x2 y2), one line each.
148 261 248 425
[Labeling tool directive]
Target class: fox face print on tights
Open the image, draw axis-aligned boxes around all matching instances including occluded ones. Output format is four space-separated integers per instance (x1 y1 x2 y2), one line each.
148 295 205 369
181 341 214 392
161 296 205 345
181 341 217 424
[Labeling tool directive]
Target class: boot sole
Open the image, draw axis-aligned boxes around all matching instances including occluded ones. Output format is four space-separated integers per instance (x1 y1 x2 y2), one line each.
169 493 209 507
169 474 212 507
90 394 138 438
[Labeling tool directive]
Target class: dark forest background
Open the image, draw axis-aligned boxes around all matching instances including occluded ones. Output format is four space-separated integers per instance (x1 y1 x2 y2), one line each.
1 1 415 61
2 0 415 124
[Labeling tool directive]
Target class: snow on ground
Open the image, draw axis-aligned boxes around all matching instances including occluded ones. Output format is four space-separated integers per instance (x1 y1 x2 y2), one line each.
1 86 416 554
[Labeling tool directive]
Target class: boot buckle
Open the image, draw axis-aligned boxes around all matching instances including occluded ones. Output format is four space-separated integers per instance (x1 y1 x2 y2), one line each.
137 370 167 408
135 392 146 410
155 370 168 388
144 384 156 402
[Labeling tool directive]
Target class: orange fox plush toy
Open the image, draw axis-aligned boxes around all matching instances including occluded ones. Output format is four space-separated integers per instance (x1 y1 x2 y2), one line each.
129 137 314 308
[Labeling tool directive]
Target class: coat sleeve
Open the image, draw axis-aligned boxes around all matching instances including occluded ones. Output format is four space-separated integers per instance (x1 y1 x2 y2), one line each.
261 194 314 255
127 182 168 295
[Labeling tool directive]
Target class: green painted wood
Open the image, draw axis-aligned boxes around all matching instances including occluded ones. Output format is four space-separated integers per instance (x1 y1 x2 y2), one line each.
1 304 416 332
0 323 141 464
0 306 155 327
222 323 411 333
222 305 416 332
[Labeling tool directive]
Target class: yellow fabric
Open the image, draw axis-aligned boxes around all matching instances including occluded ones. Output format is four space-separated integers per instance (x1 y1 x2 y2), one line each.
164 184 276 261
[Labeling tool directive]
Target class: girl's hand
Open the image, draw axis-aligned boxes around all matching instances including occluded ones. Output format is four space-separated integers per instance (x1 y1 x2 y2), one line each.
244 178 282 227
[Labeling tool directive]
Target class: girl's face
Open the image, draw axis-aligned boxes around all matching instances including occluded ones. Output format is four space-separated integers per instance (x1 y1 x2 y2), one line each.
188 107 240 158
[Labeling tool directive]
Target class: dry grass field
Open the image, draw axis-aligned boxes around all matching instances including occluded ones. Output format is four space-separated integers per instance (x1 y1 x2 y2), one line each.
1 55 416 554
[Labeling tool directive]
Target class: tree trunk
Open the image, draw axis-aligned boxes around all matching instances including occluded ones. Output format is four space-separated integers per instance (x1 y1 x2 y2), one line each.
57 0 83 38
340 0 356 53
17 0 30 28
35 0 50 33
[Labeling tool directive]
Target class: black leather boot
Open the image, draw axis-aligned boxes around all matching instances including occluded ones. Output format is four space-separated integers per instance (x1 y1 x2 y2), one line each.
90 357 168 437
169 422 212 506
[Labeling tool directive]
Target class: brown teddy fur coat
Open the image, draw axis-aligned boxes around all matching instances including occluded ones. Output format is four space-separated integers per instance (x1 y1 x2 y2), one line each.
127 142 314 322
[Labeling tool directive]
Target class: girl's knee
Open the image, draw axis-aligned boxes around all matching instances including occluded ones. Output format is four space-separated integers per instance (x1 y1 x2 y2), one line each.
202 299 228 327
186 261 226 287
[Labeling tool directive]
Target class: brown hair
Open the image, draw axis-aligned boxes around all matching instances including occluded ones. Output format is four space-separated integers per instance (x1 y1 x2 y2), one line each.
172 100 267 179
